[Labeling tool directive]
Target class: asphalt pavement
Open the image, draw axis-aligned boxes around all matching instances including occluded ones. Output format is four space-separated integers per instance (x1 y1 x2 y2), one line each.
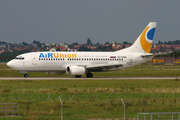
0 77 179 80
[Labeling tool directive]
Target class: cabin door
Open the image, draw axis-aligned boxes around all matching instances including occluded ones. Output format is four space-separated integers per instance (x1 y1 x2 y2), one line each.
128 55 132 62
32 55 37 65
128 54 133 65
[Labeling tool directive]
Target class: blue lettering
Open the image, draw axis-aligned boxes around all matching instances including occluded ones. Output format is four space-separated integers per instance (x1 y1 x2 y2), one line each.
45 54 47 58
39 53 44 58
48 53 53 58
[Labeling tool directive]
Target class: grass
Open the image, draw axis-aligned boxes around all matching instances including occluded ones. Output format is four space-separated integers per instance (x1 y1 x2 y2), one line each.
1 79 180 120
0 63 180 119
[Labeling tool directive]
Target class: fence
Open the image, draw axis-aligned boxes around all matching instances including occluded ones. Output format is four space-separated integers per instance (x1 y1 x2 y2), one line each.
1 84 180 119
0 103 20 116
0 57 14 62
137 112 180 120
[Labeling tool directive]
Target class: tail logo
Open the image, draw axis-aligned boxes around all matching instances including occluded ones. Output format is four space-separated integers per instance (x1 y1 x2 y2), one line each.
140 27 156 53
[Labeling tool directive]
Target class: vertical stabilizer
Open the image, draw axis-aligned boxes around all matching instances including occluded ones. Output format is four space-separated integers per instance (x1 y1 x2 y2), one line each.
119 22 157 53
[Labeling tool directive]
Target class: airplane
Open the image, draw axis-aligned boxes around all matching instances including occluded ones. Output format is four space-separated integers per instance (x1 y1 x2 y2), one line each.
7 22 161 78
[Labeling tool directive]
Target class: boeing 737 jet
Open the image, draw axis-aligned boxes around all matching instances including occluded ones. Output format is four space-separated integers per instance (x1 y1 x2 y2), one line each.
7 22 160 78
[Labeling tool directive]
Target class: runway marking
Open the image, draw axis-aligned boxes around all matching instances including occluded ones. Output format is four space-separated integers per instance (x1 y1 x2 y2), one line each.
0 77 179 80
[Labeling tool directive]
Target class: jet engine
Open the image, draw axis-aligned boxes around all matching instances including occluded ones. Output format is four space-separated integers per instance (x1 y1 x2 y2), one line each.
66 66 86 75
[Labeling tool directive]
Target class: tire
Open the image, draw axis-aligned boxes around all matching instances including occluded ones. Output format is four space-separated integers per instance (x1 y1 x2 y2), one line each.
24 74 28 78
86 73 93 78
75 75 82 78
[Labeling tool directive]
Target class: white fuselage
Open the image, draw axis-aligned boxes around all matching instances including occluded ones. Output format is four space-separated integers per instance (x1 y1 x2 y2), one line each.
7 51 153 72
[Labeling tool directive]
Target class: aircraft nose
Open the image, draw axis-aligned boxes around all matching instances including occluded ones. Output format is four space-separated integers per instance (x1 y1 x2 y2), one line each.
7 60 13 68
7 60 23 70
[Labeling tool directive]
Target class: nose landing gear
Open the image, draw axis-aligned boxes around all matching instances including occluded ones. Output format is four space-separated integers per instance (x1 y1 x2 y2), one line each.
18 71 28 78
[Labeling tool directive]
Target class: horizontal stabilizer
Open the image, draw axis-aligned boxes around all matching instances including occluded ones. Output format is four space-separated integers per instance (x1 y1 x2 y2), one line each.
141 51 173 57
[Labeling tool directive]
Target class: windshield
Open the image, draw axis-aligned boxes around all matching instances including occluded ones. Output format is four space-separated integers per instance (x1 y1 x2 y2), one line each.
15 56 25 60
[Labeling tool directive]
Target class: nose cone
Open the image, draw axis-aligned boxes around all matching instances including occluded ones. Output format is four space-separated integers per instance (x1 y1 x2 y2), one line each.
7 60 14 68
7 60 22 70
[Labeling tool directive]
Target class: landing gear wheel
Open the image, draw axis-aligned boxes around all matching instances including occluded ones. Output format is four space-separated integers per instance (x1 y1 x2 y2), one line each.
86 73 93 78
75 75 82 78
24 74 28 78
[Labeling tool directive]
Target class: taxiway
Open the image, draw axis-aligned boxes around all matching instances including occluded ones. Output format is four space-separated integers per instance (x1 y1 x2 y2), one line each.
0 77 179 80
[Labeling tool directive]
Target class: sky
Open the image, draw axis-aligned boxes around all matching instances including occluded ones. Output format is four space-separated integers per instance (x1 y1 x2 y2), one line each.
0 0 180 44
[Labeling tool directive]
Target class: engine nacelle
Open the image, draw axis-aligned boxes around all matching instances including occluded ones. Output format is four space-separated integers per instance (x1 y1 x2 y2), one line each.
46 71 64 75
66 66 86 75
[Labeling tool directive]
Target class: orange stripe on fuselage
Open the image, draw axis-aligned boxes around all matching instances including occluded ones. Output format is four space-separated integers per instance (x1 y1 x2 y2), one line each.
140 27 152 53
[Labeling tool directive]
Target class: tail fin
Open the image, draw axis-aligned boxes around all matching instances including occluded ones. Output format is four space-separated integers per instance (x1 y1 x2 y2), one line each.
120 22 157 53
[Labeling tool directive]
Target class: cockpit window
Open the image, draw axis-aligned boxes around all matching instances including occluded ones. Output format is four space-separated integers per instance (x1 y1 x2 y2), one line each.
15 56 25 60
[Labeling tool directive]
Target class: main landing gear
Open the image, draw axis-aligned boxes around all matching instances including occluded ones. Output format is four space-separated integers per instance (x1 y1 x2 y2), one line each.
75 75 82 78
75 72 93 78
24 74 28 78
86 72 93 78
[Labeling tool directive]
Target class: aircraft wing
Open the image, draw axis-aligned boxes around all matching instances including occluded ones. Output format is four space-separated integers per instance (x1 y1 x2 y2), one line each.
141 51 173 57
86 63 124 72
